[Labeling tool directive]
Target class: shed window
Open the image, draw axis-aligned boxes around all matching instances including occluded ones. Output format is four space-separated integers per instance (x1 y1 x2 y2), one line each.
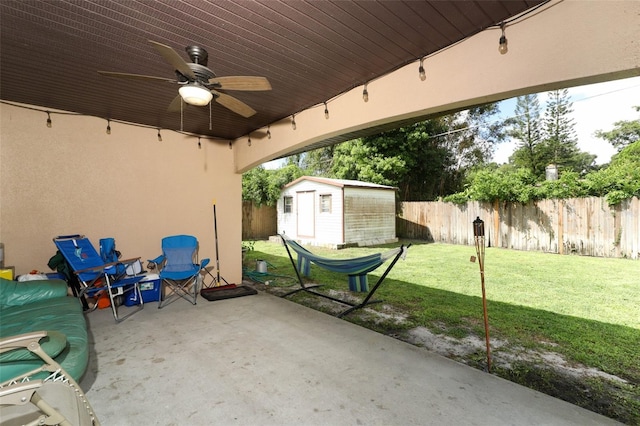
283 196 293 213
320 194 332 213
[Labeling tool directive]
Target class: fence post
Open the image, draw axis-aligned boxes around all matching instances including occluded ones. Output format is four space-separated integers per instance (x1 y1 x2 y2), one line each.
493 200 500 248
558 199 564 255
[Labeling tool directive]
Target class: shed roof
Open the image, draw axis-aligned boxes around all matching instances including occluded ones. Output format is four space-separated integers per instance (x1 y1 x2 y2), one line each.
284 176 397 190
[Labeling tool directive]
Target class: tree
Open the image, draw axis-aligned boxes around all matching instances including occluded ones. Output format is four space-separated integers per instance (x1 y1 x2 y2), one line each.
242 166 271 206
242 163 305 206
298 146 335 176
331 120 453 200
594 106 640 151
537 89 596 175
330 104 504 201
583 140 640 205
506 94 543 173
439 104 506 172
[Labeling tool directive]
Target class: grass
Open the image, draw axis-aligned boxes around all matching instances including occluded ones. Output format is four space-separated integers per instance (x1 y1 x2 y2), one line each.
243 239 640 423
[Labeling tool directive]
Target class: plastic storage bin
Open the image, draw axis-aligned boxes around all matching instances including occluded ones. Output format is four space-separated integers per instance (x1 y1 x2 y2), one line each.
123 273 161 305
139 274 161 303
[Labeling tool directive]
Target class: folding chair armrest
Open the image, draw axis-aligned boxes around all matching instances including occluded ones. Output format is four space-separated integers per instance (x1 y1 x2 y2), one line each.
149 255 164 264
74 257 140 275
74 262 117 274
0 380 43 403
0 331 48 354
200 258 210 269
118 257 141 266
148 255 165 269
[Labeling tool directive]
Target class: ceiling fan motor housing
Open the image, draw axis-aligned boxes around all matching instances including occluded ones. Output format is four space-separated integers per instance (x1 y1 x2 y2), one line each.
185 45 208 66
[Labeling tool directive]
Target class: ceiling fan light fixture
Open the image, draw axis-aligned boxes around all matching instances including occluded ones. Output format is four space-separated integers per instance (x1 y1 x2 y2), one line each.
178 84 213 106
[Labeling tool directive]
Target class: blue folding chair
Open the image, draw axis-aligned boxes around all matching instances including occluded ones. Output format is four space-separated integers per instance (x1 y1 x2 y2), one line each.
149 235 209 309
53 235 144 322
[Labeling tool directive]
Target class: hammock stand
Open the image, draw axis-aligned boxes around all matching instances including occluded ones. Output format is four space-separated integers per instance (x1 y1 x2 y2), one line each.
279 234 410 317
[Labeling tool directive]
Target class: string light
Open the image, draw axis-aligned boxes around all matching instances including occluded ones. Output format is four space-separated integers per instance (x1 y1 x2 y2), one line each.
3 101 214 142
498 22 508 55
418 58 426 81
291 114 296 130
324 102 329 119
267 125 271 139
362 84 369 103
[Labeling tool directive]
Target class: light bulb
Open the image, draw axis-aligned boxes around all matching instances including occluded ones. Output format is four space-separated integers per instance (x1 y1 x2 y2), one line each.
248 137 252 146
198 138 201 149
498 23 508 55
291 115 296 130
324 103 329 119
363 86 369 102
106 120 111 135
267 126 271 139
418 59 426 81
498 35 508 54
157 129 162 141
46 112 52 128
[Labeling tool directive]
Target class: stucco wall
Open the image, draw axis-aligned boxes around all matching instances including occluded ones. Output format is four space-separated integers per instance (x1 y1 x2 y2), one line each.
0 103 242 282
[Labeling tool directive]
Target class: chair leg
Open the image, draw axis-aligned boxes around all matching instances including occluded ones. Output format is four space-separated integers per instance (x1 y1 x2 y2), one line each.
158 278 197 309
106 282 144 323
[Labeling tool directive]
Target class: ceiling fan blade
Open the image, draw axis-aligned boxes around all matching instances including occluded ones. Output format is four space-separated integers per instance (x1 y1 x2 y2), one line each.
210 76 272 91
167 95 183 112
213 90 256 118
98 71 176 83
149 40 196 80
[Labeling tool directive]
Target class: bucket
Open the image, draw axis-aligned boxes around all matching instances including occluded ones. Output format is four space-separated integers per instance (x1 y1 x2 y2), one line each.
256 260 268 273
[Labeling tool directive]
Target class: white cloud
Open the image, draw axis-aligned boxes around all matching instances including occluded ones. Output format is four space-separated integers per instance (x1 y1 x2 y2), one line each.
494 76 640 165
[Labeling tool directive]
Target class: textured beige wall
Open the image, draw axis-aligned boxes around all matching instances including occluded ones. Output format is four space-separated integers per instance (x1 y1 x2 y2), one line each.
0 104 242 280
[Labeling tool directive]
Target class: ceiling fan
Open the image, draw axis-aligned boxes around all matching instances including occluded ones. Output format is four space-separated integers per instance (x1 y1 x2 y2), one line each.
98 40 271 118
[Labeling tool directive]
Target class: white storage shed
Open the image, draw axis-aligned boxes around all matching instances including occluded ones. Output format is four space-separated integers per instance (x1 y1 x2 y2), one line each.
277 176 398 248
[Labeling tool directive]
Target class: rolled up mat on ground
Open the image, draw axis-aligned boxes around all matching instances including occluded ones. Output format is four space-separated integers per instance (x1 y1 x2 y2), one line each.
200 284 257 301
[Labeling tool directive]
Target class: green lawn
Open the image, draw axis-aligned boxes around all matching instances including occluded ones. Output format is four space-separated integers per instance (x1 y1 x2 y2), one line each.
243 239 640 422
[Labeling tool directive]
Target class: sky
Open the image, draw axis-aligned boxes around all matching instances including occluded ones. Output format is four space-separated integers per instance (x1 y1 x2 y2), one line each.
493 76 640 165
264 75 640 169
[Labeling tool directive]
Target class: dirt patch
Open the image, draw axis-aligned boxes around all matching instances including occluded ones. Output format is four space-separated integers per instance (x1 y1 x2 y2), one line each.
251 280 639 424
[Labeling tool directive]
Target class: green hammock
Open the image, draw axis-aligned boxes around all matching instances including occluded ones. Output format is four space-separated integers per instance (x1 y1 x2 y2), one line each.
283 237 403 292
279 235 410 317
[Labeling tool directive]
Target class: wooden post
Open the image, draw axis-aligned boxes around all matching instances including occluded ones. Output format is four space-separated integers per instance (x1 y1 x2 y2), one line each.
493 200 500 248
558 199 564 254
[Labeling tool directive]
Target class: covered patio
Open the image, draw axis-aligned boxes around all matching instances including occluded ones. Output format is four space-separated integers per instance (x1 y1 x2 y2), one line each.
79 290 618 425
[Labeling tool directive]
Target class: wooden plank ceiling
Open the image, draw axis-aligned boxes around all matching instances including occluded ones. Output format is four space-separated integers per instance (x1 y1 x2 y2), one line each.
0 0 545 141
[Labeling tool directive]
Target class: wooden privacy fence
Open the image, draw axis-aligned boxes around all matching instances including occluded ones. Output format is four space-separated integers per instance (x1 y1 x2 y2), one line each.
397 197 640 259
242 201 277 240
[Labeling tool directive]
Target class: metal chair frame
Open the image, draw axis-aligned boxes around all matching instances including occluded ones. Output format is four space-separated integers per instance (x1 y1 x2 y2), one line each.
149 235 209 309
53 235 144 322
0 331 100 426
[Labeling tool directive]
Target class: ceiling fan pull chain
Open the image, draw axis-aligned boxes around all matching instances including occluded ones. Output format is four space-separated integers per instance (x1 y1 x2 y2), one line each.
180 98 184 132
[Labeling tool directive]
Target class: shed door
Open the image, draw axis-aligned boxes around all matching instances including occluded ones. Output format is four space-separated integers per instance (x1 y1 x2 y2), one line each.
297 191 315 238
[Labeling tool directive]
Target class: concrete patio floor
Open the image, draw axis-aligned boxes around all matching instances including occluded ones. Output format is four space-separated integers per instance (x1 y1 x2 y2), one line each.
79 288 619 425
